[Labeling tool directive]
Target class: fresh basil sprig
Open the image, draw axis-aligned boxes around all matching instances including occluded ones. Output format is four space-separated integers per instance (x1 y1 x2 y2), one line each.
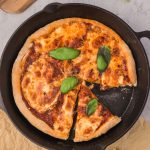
97 46 111 72
49 47 80 60
86 99 98 116
60 77 78 94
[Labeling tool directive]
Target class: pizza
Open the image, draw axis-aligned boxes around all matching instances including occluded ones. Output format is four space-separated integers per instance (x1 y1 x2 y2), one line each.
74 82 121 142
12 18 137 141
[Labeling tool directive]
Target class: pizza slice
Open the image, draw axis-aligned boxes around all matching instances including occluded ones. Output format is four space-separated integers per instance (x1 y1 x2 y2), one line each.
74 82 121 142
12 51 80 140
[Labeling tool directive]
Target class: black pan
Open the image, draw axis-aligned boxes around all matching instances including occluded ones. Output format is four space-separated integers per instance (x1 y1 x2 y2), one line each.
0 3 150 150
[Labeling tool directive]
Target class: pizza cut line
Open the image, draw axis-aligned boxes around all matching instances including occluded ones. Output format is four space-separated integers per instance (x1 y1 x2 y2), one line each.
12 18 137 141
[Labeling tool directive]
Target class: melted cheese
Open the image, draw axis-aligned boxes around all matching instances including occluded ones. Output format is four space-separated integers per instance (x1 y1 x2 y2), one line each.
20 19 134 139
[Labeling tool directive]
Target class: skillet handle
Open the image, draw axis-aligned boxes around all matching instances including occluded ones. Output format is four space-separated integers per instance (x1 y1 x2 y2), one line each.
136 31 150 40
43 2 62 13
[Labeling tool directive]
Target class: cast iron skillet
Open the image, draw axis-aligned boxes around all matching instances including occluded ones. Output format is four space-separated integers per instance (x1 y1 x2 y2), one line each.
0 3 150 150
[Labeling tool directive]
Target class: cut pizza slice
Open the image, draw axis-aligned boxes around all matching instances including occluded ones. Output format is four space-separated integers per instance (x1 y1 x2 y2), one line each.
74 83 121 142
12 51 80 140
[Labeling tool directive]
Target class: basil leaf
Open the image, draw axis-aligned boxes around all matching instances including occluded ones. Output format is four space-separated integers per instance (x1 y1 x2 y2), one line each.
100 46 111 63
97 46 111 72
86 99 98 116
61 77 78 94
97 55 107 72
49 47 80 60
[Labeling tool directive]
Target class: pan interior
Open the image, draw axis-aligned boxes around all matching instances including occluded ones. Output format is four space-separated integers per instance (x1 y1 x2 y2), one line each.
91 84 134 116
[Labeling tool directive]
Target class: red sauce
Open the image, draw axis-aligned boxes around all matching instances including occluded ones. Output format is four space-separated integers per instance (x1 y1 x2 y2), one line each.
21 86 64 128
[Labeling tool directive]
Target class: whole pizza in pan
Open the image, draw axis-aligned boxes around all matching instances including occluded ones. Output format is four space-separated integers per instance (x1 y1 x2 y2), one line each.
12 18 137 141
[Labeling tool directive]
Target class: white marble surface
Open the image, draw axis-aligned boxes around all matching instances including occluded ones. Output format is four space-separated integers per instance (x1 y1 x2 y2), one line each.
0 0 150 120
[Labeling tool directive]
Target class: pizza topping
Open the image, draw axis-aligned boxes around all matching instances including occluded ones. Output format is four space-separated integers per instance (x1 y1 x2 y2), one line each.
97 55 107 72
97 46 111 72
23 47 40 72
86 99 98 116
83 127 93 134
71 65 80 75
83 22 93 31
101 109 112 124
112 47 120 57
22 77 30 88
92 35 108 49
68 37 84 48
53 36 64 47
78 106 86 114
60 77 78 94
49 47 80 60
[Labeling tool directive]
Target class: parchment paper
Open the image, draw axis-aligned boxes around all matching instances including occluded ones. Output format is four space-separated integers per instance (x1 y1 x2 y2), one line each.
0 109 150 150
107 117 150 150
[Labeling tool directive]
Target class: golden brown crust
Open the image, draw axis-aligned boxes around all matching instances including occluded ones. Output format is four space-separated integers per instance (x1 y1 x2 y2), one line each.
120 42 137 86
12 18 136 141
74 116 121 142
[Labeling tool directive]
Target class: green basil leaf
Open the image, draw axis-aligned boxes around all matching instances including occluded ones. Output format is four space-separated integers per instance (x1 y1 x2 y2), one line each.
49 47 80 60
97 46 111 72
60 77 78 94
86 99 98 116
100 46 111 63
97 55 107 72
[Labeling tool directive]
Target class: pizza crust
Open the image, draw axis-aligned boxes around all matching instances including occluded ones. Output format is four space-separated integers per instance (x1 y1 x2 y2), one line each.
12 18 136 141
120 42 137 86
74 116 121 142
